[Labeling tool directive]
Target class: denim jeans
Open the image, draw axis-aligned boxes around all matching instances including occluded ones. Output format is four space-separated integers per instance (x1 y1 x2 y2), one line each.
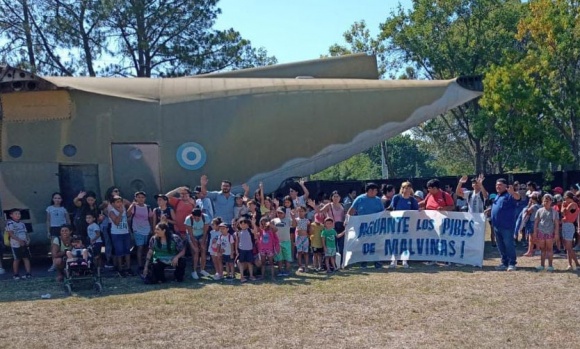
494 226 517 266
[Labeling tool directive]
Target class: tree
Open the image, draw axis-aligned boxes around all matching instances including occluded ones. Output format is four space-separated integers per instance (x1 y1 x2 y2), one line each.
0 0 276 77
311 153 381 181
482 0 580 169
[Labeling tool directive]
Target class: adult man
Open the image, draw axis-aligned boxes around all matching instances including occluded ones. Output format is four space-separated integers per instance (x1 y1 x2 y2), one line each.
455 174 488 213
200 175 248 229
289 179 310 208
487 178 521 271
342 189 357 211
346 182 384 269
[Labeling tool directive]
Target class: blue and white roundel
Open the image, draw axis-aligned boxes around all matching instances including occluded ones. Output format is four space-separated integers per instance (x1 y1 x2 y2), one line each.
176 142 207 170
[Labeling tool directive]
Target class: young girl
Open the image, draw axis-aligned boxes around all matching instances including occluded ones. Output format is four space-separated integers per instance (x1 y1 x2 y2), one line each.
254 217 280 280
233 194 249 225
522 194 542 257
534 194 560 272
236 218 255 282
295 206 310 272
560 191 580 271
309 212 324 271
46 192 70 272
108 195 134 276
184 208 210 279
208 217 224 280
218 223 236 280
321 218 346 273
152 194 176 233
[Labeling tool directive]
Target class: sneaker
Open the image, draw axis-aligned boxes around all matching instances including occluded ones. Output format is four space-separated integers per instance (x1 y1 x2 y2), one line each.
360 262 368 269
47 265 56 272
507 265 516 272
200 270 211 277
566 265 574 271
388 262 397 269
547 266 554 272
374 262 382 269
442 262 451 267
535 265 545 271
191 271 199 280
402 261 409 269
0 267 5 275
13 274 20 280
212 274 222 280
495 264 508 271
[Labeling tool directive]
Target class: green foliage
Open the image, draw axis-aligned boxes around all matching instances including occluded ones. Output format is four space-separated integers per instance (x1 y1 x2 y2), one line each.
0 0 276 77
311 153 381 181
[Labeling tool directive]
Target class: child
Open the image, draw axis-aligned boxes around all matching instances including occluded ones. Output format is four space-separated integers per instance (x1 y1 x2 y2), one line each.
128 191 154 271
233 194 249 225
522 194 541 257
309 212 324 271
184 208 210 279
6 209 32 279
208 217 223 280
66 235 89 266
534 194 560 272
560 191 580 271
46 192 70 272
321 218 346 273
272 208 295 276
108 195 135 276
152 194 176 232
236 218 255 282
254 217 280 280
218 222 236 280
86 213 103 267
295 206 310 272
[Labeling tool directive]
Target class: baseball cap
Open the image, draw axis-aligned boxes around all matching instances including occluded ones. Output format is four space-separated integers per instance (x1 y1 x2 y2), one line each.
276 207 285 213
218 223 228 228
154 193 168 201
134 191 146 197
414 190 424 199
553 187 564 194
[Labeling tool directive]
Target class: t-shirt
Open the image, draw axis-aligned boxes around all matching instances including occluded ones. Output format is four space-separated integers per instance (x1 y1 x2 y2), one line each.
154 206 175 232
258 230 276 251
237 229 253 251
321 228 338 249
535 207 559 234
424 191 454 210
87 223 103 243
272 217 291 242
52 236 70 252
169 197 195 233
46 206 68 227
6 219 27 248
206 191 236 224
295 218 309 232
184 215 208 237
326 204 345 222
350 194 384 215
208 229 221 255
389 194 419 211
491 192 520 230
309 222 323 248
292 195 306 209
218 234 235 256
465 191 485 213
234 205 249 220
131 204 152 235
109 207 129 235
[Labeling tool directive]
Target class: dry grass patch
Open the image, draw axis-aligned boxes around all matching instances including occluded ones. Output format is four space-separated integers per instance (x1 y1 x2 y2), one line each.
2 244 580 349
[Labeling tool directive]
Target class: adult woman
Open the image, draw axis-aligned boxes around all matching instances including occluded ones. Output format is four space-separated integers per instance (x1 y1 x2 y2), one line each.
321 191 346 259
51 225 73 282
388 182 419 268
72 191 100 239
142 223 186 283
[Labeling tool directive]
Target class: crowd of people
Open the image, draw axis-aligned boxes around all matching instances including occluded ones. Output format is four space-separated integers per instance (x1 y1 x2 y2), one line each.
2 174 580 283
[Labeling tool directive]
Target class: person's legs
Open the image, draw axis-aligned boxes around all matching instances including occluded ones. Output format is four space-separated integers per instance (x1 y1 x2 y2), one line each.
174 258 186 282
546 238 554 268
537 239 546 267
493 227 508 267
189 239 200 273
151 261 165 283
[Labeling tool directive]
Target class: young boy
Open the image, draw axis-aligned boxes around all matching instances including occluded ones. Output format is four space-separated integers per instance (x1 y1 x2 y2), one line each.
86 213 103 267
272 208 295 276
321 218 345 273
6 208 32 279
309 212 325 271
66 235 89 266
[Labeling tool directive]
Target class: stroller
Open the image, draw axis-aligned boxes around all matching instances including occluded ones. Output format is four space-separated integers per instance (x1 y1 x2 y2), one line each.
63 241 103 295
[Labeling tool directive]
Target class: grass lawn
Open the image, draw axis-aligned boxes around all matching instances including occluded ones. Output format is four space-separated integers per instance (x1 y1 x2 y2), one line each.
2 241 579 349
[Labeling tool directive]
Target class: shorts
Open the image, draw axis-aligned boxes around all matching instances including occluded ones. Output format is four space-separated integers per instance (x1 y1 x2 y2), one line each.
311 247 323 254
11 246 29 260
536 231 555 241
238 249 254 264
259 249 275 258
222 254 233 264
111 233 132 257
275 241 292 263
49 226 61 237
188 234 204 242
325 247 336 257
562 222 575 241
134 233 149 247
295 235 309 253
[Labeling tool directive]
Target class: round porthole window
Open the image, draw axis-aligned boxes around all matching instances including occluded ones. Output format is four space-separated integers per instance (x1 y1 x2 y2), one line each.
63 144 77 157
8 145 23 158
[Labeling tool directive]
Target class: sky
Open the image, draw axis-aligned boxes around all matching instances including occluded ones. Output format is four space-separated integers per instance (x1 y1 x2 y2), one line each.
214 0 413 64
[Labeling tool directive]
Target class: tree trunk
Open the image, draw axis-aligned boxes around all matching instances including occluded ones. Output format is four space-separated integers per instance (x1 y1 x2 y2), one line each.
21 0 36 71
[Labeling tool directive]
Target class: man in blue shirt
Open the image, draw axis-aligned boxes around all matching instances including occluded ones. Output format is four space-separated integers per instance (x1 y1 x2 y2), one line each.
200 175 249 230
488 178 521 271
346 182 384 268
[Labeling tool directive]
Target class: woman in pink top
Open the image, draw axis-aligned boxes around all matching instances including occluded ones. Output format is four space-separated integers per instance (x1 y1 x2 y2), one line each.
321 191 346 256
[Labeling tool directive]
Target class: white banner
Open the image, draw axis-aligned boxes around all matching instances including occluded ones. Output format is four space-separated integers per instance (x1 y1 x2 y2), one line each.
344 210 486 267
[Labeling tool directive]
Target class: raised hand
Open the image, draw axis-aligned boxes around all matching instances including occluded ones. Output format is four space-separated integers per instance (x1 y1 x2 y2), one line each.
459 175 468 184
200 175 208 187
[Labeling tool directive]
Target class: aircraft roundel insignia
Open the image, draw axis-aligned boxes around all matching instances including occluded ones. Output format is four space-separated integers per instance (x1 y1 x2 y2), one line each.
176 142 207 170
